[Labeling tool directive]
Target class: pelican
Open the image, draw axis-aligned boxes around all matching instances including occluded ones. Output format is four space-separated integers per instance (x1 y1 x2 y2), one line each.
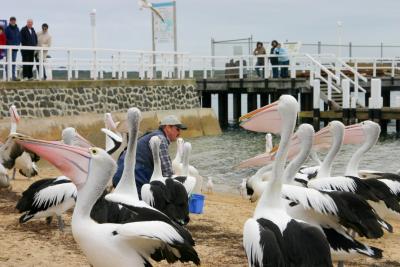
138 0 165 23
141 136 190 225
61 127 93 148
16 176 77 231
246 123 387 262
9 105 39 180
15 108 200 266
242 95 332 266
265 133 273 153
0 164 11 188
173 138 204 194
102 113 125 161
174 142 199 195
239 178 247 198
206 177 214 193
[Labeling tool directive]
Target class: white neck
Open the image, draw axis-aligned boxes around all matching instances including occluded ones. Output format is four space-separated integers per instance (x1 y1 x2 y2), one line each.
150 141 164 182
181 146 190 176
282 138 313 184
74 160 115 219
317 127 343 179
255 109 295 212
114 119 140 199
345 127 379 176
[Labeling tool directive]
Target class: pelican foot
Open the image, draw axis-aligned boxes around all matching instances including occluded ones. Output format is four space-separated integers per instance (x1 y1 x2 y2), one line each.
57 216 65 232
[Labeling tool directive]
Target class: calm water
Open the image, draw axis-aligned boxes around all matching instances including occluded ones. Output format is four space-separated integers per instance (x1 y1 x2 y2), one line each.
177 127 400 193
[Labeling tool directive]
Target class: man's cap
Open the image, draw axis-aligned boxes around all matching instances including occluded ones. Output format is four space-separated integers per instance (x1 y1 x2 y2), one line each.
160 115 187 130
10 17 16 21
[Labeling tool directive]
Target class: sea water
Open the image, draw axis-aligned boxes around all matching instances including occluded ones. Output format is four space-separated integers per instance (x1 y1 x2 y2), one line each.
179 127 400 193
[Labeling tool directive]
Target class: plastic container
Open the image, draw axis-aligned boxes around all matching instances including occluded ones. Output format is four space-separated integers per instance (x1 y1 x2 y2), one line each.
189 194 205 214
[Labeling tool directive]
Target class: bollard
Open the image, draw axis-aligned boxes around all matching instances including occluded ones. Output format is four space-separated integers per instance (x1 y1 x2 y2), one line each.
342 79 350 125
368 79 383 125
313 79 321 130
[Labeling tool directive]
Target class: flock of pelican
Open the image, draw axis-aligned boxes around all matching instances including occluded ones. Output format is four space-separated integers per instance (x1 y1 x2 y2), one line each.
1 94 400 266
240 95 400 266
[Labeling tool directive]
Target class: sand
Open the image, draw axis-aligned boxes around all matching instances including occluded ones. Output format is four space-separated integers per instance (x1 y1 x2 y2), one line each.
1 165 400 267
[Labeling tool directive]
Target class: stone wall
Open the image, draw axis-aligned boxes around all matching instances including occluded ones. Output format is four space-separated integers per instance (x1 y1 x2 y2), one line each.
0 79 200 118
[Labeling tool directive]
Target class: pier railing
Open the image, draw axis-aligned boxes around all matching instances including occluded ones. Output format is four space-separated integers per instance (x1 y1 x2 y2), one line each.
1 45 400 84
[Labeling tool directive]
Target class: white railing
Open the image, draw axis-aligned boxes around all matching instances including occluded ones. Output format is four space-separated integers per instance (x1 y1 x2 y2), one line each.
0 45 400 83
0 45 188 81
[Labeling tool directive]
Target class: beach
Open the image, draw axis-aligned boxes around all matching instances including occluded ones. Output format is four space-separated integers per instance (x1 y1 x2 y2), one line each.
0 165 400 267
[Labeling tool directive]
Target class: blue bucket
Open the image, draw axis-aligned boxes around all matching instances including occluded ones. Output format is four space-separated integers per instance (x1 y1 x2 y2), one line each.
189 194 205 214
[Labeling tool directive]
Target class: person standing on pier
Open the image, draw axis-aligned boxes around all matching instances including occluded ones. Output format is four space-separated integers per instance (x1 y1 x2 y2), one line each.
20 19 37 80
253 42 266 78
269 40 279 78
5 17 21 81
35 23 52 80
112 115 187 197
276 43 290 78
0 26 6 61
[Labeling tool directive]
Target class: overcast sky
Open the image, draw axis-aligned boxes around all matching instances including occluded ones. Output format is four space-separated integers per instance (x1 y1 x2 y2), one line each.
2 0 400 56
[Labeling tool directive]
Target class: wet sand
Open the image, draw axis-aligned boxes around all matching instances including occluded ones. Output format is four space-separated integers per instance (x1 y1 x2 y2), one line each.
1 165 400 267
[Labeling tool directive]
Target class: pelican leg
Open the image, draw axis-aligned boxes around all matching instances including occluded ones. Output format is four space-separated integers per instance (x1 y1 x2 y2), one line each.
12 168 16 180
337 261 344 267
57 216 65 232
46 216 53 225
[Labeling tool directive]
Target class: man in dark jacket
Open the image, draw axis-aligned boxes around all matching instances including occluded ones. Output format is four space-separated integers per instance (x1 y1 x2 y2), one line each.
5 17 21 81
269 40 279 78
20 19 37 80
112 115 187 197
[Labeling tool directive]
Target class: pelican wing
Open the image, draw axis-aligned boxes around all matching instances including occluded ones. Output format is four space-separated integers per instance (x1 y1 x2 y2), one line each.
114 220 200 265
243 218 286 267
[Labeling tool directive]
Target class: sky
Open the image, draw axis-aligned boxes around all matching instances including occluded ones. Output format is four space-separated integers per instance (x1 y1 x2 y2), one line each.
2 0 400 56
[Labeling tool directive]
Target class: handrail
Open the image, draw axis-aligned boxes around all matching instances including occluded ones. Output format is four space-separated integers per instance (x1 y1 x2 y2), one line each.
336 57 368 83
305 54 340 83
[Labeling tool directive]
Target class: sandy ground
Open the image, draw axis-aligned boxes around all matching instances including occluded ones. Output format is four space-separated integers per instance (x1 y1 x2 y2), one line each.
1 165 400 267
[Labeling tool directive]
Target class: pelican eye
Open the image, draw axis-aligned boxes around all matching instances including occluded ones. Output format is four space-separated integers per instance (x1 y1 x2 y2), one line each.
91 148 98 155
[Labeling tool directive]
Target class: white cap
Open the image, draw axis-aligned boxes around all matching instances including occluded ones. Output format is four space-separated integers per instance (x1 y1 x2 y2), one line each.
159 115 187 130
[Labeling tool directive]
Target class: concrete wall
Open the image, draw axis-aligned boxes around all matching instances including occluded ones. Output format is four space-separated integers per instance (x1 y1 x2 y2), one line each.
0 79 200 118
0 108 221 147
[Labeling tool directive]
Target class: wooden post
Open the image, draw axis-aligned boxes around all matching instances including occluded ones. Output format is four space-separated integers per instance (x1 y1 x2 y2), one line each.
395 96 400 137
368 79 383 127
247 93 258 113
218 93 229 129
202 91 211 108
260 93 269 106
232 93 242 124
313 79 321 130
342 79 350 125
381 86 390 135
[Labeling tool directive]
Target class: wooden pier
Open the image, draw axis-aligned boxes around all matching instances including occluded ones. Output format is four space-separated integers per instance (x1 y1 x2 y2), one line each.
197 77 400 134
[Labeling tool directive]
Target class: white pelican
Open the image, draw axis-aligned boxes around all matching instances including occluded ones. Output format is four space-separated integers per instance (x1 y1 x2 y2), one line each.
16 176 77 231
102 112 124 161
241 95 332 266
246 123 387 261
61 127 93 148
174 142 198 195
15 108 200 266
173 138 204 194
141 136 190 225
206 177 214 193
9 105 39 179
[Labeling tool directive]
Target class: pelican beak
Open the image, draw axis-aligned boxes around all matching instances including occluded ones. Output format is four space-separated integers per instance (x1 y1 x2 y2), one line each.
101 128 123 143
104 113 117 131
313 125 332 151
10 105 20 124
343 123 365 145
239 101 281 133
14 135 91 189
